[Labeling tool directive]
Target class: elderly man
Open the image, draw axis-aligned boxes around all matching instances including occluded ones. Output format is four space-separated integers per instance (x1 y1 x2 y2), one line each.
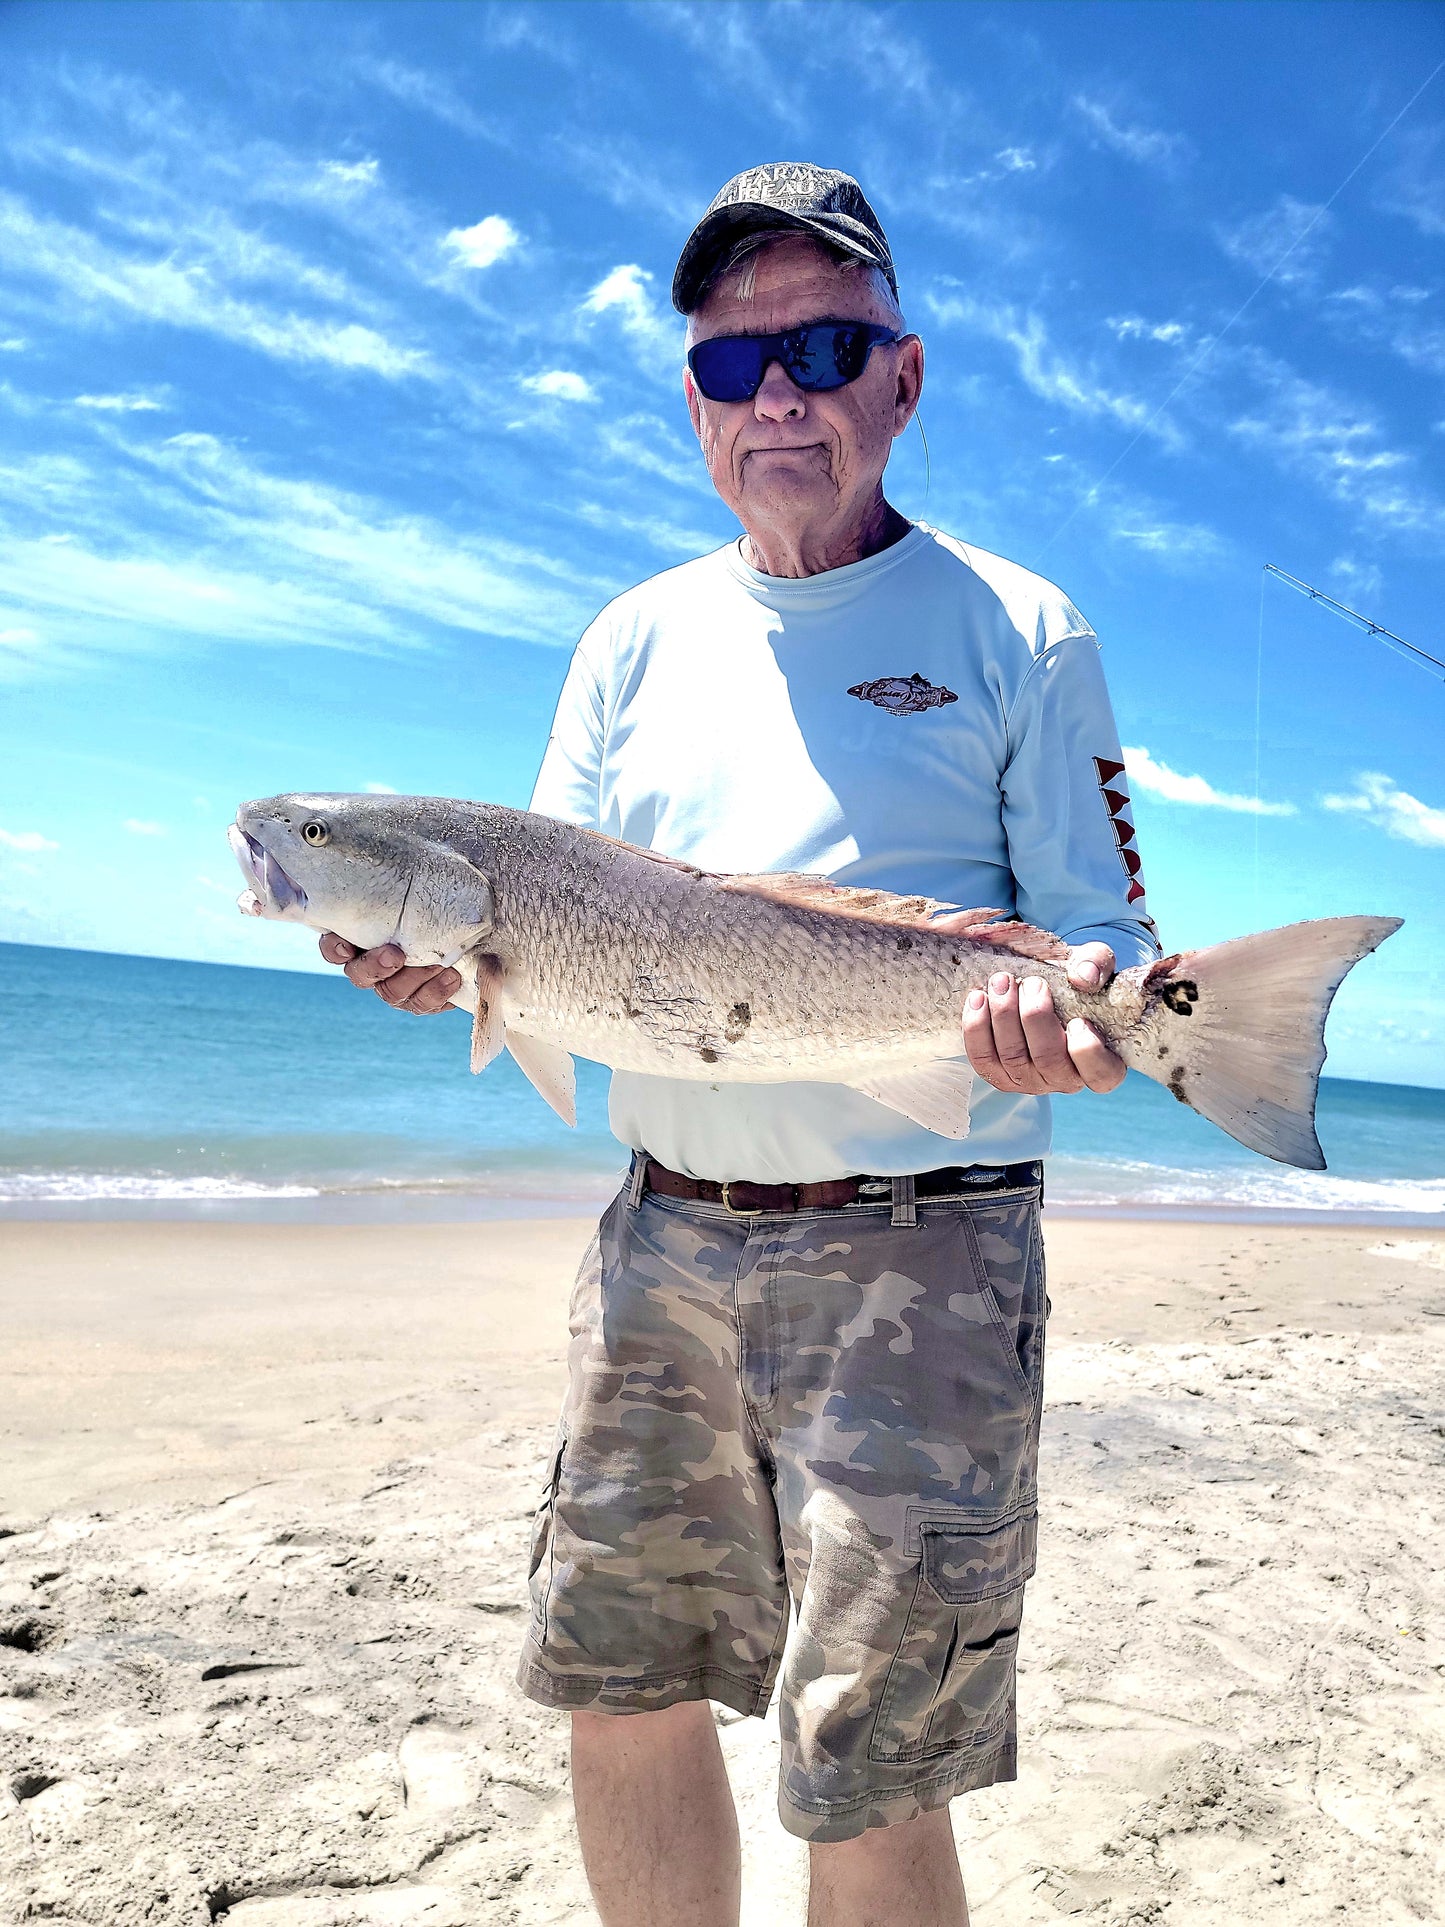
322 165 1157 1926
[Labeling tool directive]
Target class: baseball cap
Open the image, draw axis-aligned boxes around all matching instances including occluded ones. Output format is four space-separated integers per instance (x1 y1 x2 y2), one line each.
672 162 898 315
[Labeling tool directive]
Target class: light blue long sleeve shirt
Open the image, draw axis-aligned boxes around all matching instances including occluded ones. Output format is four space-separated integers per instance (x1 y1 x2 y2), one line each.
530 522 1159 1183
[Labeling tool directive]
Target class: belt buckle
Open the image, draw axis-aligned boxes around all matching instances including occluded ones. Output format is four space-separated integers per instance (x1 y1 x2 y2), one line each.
721 1182 765 1217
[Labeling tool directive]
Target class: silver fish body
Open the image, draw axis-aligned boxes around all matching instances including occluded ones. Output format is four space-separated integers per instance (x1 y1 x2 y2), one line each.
230 794 1400 1170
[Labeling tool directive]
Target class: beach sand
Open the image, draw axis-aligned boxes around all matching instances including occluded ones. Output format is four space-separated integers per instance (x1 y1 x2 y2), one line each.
2 1214 1442 1925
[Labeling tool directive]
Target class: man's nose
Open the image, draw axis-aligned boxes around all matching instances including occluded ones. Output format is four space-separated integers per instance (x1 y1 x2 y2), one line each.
753 358 806 421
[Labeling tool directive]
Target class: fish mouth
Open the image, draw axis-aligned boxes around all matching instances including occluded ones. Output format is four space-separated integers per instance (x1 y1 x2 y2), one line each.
228 823 308 918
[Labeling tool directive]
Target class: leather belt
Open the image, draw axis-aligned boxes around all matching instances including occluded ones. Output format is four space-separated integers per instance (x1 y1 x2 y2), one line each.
639 1157 1042 1218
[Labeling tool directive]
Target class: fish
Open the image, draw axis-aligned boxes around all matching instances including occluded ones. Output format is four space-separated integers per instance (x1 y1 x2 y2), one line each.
847 673 959 715
229 794 1401 1171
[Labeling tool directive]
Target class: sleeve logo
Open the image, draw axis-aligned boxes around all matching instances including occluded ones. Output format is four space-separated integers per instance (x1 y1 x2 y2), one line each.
1093 756 1148 906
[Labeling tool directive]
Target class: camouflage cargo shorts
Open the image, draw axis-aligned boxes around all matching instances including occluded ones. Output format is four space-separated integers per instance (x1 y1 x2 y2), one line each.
516 1160 1046 1842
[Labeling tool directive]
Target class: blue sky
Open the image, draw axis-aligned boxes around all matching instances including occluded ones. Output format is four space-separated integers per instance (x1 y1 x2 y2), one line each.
1 0 1443 1086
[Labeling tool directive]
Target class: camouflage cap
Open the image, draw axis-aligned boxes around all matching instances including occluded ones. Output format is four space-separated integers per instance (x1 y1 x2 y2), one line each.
672 162 898 314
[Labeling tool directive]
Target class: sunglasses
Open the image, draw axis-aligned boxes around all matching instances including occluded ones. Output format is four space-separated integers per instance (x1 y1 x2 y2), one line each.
687 320 902 403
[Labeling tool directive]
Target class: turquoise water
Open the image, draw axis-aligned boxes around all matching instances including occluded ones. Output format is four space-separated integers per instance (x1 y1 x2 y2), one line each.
2 941 1442 1218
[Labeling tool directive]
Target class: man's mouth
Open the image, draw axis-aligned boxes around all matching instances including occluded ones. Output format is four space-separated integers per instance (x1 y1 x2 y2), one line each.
228 824 307 917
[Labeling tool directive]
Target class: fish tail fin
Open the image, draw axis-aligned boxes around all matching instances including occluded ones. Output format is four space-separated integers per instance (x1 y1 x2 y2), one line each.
1140 915 1402 1170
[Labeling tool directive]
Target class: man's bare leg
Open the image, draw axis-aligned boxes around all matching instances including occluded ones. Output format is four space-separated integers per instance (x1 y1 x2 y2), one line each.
570 1701 741 1927
807 1807 969 1926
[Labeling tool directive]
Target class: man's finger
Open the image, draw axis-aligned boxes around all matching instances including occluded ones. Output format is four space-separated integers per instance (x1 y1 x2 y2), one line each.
962 988 1019 1092
344 944 406 989
395 969 463 1014
984 972 1046 1093
373 963 453 1007
319 932 359 966
1066 942 1116 993
1018 977 1083 1092
1065 1017 1127 1093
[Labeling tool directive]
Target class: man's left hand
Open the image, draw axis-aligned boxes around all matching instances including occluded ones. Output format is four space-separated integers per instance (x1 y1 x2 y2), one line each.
962 941 1126 1096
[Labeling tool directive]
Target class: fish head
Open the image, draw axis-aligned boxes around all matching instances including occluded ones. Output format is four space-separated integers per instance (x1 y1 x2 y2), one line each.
229 793 496 961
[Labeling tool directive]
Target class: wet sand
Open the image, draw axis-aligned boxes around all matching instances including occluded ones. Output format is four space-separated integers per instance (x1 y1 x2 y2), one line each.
2 1216 1442 1923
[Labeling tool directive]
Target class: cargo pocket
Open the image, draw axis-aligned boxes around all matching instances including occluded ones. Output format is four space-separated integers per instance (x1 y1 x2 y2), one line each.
869 1509 1036 1764
527 1431 566 1638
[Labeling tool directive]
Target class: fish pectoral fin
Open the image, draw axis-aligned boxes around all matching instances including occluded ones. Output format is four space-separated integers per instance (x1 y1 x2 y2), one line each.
849 1060 975 1139
469 954 507 1074
506 1031 577 1128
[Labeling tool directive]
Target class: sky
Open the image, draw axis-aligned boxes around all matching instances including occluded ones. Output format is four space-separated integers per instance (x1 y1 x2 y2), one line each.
1 0 1443 1087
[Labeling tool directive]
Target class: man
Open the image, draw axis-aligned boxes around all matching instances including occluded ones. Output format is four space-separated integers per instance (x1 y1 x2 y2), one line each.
322 165 1157 1926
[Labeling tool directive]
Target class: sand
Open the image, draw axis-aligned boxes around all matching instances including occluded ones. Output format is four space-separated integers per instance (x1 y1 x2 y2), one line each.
1 1215 1442 1925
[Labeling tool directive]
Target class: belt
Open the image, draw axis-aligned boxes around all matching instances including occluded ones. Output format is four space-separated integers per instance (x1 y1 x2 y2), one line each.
638 1156 1042 1218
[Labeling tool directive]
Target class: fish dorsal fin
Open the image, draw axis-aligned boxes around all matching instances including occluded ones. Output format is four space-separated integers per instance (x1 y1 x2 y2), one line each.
506 1032 577 1127
848 1060 975 1139
718 873 958 925
716 873 1071 961
469 954 506 1074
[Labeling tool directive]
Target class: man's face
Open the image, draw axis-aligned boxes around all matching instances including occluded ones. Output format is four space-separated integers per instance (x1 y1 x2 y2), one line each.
683 235 922 545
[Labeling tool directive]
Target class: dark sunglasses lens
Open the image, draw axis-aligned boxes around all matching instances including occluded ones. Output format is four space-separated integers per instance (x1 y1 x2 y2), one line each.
690 337 767 402
785 325 867 389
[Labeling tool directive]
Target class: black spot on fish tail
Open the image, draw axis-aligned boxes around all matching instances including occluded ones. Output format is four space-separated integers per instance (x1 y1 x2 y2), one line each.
1160 979 1199 1017
895 934 914 952
1168 1066 1189 1104
699 1047 719 1064
724 1001 751 1042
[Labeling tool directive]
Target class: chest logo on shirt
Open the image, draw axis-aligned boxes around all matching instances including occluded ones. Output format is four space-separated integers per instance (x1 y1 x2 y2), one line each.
847 672 958 716
1094 756 1149 907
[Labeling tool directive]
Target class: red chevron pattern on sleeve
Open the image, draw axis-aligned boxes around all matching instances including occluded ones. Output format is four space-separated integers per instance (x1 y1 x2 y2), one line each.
1093 755 1149 906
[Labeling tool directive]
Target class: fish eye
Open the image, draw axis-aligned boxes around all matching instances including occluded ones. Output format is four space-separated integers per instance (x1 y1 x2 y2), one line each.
301 820 329 846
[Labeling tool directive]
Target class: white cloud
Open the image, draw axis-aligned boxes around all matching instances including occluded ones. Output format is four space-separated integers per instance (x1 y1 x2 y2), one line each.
927 293 1171 441
1321 773 1445 848
581 264 682 357
0 338 25 352
0 626 39 645
321 158 380 188
123 818 166 835
1123 745 1296 816
0 827 58 852
75 393 164 412
363 782 398 794
1072 95 1183 168
1110 520 1222 562
0 190 431 380
1218 194 1332 286
444 215 519 269
1107 315 1186 345
522 369 595 403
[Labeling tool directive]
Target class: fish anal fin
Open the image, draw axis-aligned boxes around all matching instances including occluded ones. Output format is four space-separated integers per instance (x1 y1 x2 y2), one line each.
849 1060 975 1139
507 1031 577 1127
469 954 506 1074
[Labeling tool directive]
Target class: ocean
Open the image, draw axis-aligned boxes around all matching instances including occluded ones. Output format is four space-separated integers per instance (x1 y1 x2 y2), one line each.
2 940 1442 1223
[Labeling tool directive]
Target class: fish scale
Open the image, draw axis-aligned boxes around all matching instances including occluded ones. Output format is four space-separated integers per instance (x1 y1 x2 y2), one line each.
230 794 1401 1172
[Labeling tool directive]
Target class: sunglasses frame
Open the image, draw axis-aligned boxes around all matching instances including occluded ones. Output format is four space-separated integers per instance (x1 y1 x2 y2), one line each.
686 319 903 404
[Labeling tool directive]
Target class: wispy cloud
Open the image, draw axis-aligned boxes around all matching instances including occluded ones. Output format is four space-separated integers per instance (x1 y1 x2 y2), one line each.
1072 95 1184 168
75 392 166 412
1107 314 1187 346
927 293 1174 442
522 369 595 402
363 782 398 794
443 215 520 269
350 56 500 142
1321 773 1445 847
123 818 166 836
1218 194 1333 286
1123 745 1296 815
0 191 432 379
0 827 58 852
581 264 683 360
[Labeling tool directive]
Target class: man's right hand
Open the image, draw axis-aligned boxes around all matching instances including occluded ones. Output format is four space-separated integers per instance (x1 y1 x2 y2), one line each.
318 934 462 1014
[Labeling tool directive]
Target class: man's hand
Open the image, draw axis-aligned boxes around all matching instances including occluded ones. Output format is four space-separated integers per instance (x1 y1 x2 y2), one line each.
962 941 1126 1096
318 933 462 1014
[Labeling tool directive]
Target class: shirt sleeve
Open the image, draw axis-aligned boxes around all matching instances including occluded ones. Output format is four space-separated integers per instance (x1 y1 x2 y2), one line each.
528 630 606 830
1000 634 1161 969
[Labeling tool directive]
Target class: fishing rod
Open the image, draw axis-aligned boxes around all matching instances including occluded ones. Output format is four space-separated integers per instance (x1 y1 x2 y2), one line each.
1263 565 1445 683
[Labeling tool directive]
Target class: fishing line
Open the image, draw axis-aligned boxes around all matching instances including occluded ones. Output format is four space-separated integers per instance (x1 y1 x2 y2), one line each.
1253 568 1266 925
1033 57 1445 564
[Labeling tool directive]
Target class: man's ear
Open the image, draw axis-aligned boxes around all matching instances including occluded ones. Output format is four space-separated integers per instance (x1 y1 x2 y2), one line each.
683 365 704 443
